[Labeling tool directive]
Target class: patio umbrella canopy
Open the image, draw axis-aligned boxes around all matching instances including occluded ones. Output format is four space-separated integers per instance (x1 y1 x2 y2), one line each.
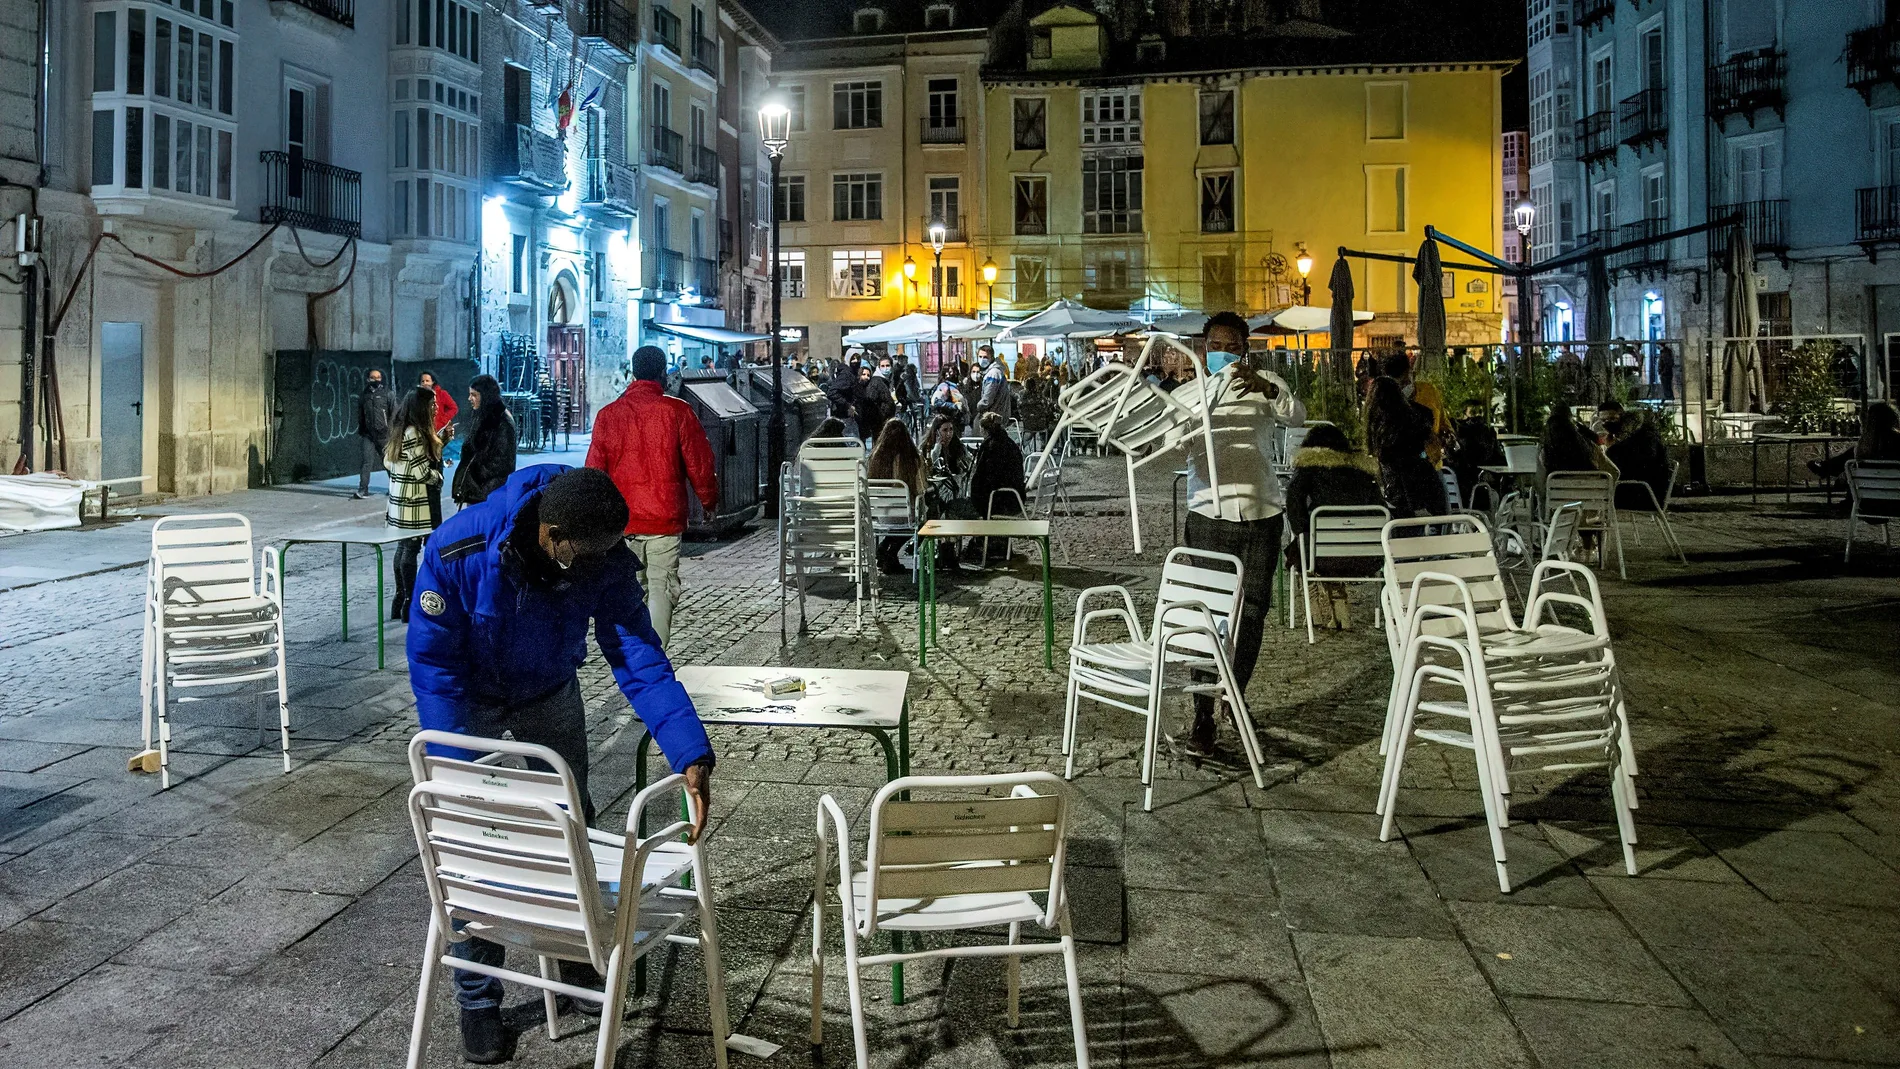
1412 238 1447 375
1724 228 1766 413
842 311 985 346
1328 255 1356 378
1001 299 1143 339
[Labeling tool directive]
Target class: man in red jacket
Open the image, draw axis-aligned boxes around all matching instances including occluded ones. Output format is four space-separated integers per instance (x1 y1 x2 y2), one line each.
585 346 718 646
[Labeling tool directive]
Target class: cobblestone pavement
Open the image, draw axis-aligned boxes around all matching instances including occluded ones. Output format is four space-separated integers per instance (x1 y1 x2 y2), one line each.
1 444 1898 1069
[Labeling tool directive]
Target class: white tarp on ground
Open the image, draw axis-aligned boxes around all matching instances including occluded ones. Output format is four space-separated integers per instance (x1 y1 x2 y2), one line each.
0 474 86 535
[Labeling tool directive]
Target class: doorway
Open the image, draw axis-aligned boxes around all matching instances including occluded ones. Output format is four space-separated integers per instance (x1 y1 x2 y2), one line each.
100 323 144 481
545 275 587 435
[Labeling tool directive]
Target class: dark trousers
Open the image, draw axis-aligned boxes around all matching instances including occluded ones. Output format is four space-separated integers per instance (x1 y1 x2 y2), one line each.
357 435 384 493
448 678 594 1010
393 538 423 621
1184 511 1283 728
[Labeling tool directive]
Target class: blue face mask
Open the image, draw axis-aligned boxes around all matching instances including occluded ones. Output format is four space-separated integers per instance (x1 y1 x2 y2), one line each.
1204 350 1241 374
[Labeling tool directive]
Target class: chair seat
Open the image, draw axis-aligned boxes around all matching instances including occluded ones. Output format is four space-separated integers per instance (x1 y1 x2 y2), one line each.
1070 641 1152 670
162 595 277 620
850 869 1044 932
589 835 697 901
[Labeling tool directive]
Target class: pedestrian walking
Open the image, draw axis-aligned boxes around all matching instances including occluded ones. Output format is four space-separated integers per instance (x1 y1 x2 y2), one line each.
353 368 398 499
407 464 714 1064
451 374 517 507
417 371 458 526
385 386 443 622
975 346 1012 422
585 345 718 647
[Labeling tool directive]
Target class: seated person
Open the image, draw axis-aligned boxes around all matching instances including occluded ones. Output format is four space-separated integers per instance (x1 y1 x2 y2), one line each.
1811 401 1900 480
1283 423 1384 628
1598 401 1671 509
1445 401 1504 508
966 412 1029 561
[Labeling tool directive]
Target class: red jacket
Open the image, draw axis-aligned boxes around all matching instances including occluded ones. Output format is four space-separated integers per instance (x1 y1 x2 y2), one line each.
431 384 458 434
586 380 719 536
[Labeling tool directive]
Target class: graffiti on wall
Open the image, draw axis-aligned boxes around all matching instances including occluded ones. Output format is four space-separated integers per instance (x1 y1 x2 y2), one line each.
310 357 372 446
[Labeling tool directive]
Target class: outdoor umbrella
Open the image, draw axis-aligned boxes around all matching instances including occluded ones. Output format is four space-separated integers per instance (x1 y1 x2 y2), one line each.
1412 237 1447 375
999 299 1142 340
1723 228 1766 413
842 311 985 346
1585 253 1614 405
1327 254 1356 380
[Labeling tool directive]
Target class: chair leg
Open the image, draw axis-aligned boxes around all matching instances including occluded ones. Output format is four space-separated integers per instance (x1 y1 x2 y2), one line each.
1061 676 1080 780
274 624 292 774
592 946 630 1069
1464 724 1514 894
1125 455 1143 554
538 956 561 1041
1005 921 1022 1028
154 645 174 791
406 915 446 1069
810 878 827 1046
1060 934 1092 1069
1212 650 1267 789
139 611 155 754
1376 689 1420 841
1138 680 1163 812
1609 756 1640 877
1301 572 1317 644
1611 520 1627 580
695 857 732 1069
840 914 873 1069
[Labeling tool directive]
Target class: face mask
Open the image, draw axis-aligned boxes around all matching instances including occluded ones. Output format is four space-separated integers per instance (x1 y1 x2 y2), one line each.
1205 351 1240 375
1402 383 1415 400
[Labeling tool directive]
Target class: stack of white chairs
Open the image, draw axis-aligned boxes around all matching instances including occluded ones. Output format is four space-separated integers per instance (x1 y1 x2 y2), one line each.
1027 335 1222 553
866 478 922 580
404 732 729 1069
779 437 872 639
1844 459 1900 561
1546 470 1626 579
1063 548 1267 810
1286 505 1389 643
1375 516 1638 892
138 514 289 790
1616 461 1686 564
811 772 1092 1069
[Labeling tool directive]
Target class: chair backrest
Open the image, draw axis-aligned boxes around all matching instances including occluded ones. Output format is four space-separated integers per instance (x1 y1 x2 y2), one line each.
1304 505 1389 572
1279 425 1312 466
150 514 258 606
1381 515 1515 634
1541 501 1584 561
1440 469 1464 511
862 772 1068 929
1661 460 1680 510
1154 547 1244 658
1848 460 1900 518
1504 442 1539 472
1546 470 1615 526
795 453 867 500
866 479 917 531
986 487 1026 519
405 731 607 967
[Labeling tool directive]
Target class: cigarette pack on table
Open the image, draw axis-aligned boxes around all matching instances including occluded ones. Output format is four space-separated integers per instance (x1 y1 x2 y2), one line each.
763 675 806 698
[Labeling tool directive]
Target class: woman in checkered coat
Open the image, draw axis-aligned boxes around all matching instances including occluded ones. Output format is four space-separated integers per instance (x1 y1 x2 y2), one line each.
386 386 443 622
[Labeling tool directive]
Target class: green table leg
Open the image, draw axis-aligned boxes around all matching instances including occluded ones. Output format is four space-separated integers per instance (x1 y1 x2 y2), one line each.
1039 536 1053 669
892 930 905 1004
373 544 386 670
917 535 933 666
339 544 349 641
897 699 910 777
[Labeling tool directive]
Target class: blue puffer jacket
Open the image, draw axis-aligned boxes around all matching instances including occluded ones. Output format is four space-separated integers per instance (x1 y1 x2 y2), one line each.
406 464 713 771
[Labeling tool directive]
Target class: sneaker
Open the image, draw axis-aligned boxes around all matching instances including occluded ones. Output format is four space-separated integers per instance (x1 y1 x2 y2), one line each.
350 490 370 500
557 961 605 1018
459 1006 514 1065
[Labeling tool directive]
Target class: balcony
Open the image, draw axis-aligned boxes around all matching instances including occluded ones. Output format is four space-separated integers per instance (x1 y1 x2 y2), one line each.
1014 211 1047 236
579 0 637 60
1714 199 1788 255
1611 218 1669 273
582 158 636 217
1575 0 1612 30
920 117 966 144
1617 88 1666 149
1709 49 1786 121
1848 22 1900 100
692 257 720 300
1575 111 1616 165
648 125 684 174
921 214 967 244
689 145 719 187
650 7 681 56
691 34 718 77
1856 186 1900 247
501 124 567 192
258 151 361 237
273 0 354 27
653 248 685 293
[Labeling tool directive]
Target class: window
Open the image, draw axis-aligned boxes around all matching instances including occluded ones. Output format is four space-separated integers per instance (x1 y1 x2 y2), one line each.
1642 26 1665 91
1590 51 1614 114
832 80 882 129
92 110 115 186
1529 70 1552 167
510 234 526 293
408 0 478 62
1366 165 1406 232
1199 171 1234 233
926 77 959 128
504 64 529 127
1031 28 1051 60
1643 168 1667 221
1198 89 1234 145
928 175 959 229
1014 175 1047 235
1729 135 1783 202
785 84 806 131
1014 257 1048 304
1083 248 1138 295
831 249 883 298
1082 88 1140 144
778 249 806 298
1592 182 1616 232
931 263 960 301
1366 82 1406 140
1012 97 1046 150
831 172 883 221
1082 155 1142 234
852 6 884 33
652 81 672 131
776 173 806 222
924 3 954 29
591 250 607 303
1202 254 1236 312
94 11 116 93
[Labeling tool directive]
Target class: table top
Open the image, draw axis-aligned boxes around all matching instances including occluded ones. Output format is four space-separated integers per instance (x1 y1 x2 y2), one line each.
675 665 908 729
279 524 416 546
1496 434 1538 444
1479 464 1538 475
1755 432 1856 443
918 519 1051 538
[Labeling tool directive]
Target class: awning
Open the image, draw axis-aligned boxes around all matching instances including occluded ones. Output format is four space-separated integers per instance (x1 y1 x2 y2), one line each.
648 321 771 346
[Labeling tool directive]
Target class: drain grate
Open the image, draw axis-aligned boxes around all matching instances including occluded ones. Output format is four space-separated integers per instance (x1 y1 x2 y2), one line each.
966 604 1047 624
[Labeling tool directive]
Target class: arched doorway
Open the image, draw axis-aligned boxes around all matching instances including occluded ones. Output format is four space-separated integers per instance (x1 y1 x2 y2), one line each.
545 271 588 435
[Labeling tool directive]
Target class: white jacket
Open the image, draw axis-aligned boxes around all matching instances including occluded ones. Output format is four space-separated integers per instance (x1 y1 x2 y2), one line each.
1175 366 1305 523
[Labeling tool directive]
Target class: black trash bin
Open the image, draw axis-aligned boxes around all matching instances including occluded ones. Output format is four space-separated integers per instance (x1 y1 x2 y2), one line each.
745 367 829 474
676 371 764 536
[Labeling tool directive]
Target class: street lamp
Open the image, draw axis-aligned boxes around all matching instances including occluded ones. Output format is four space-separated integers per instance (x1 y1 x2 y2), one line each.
928 219 947 379
981 257 998 323
1294 242 1313 306
758 97 791 517
1512 199 1535 344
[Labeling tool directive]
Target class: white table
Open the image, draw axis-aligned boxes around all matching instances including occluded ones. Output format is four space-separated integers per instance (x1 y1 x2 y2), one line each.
272 524 415 670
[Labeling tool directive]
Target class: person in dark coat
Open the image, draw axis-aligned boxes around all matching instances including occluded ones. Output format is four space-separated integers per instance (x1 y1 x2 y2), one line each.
855 362 897 446
1599 402 1671 508
1283 423 1384 628
824 359 860 430
965 412 1028 561
1366 376 1448 519
353 368 399 499
452 374 518 507
1445 401 1504 509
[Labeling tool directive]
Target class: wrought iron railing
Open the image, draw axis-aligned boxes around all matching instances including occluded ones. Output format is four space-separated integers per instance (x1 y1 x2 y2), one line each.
1617 88 1666 147
1574 0 1612 29
580 0 637 57
691 34 718 76
653 248 684 291
257 151 361 237
921 214 966 244
1611 218 1669 272
693 257 719 299
1848 22 1900 95
690 145 719 186
1856 186 1900 244
919 117 966 144
1575 110 1616 163
280 0 354 27
1708 49 1785 118
650 7 681 55
1714 199 1788 253
648 125 684 173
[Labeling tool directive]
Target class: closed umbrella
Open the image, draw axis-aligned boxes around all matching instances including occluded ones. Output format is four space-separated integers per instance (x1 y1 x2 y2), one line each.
1723 228 1766 413
1328 254 1356 380
1412 238 1447 376
1585 253 1613 404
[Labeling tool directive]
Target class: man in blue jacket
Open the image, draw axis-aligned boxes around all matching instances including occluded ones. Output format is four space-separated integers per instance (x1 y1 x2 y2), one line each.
407 464 713 1063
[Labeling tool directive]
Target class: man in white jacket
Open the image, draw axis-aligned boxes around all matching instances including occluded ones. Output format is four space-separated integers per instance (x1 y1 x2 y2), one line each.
1172 310 1305 754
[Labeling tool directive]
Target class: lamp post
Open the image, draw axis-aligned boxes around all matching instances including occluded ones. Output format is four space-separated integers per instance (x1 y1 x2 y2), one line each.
928 220 947 378
758 98 791 516
981 257 998 323
1511 199 1536 433
1294 243 1313 306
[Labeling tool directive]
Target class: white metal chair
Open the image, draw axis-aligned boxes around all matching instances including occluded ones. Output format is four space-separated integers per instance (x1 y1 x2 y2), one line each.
867 478 921 579
779 453 872 640
404 731 728 1069
1545 470 1625 579
1844 460 1900 562
1616 461 1685 564
1503 442 1539 473
138 513 289 789
1287 505 1388 644
811 773 1091 1069
1063 548 1267 810
1023 451 1075 563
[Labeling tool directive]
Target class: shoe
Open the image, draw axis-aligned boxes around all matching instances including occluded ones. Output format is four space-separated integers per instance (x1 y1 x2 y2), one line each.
459 1006 514 1065
557 961 605 1018
351 490 370 500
